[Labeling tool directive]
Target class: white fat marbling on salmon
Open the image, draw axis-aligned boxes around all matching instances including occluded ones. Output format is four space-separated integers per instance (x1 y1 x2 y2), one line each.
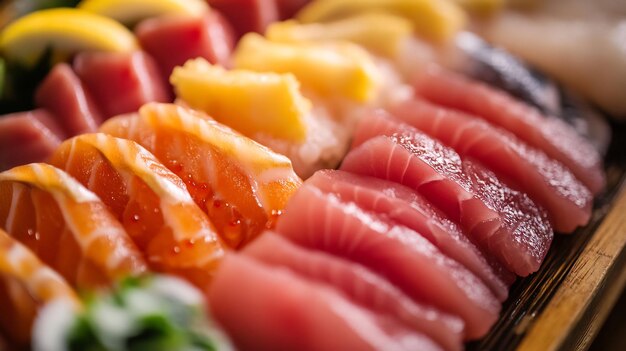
194 248 225 267
30 267 67 292
61 219 114 252
146 103 298 210
113 137 193 204
4 182 25 233
154 103 294 169
64 138 80 172
87 158 104 190
5 239 29 267
16 163 100 203
1 234 76 303
73 134 216 243
160 203 201 242
71 134 194 205
105 245 132 272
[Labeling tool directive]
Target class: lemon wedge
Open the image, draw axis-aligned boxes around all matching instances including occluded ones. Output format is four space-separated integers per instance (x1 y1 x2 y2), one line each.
296 0 467 42
171 58 310 142
234 33 379 103
266 14 413 57
0 8 138 67
78 0 209 25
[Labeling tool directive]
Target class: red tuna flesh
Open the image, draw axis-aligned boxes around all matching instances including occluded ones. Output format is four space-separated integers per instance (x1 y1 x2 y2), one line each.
35 63 102 136
275 185 500 339
0 110 64 171
413 65 605 194
207 0 279 38
343 120 553 276
389 99 591 233
136 10 235 78
243 232 464 351
208 254 443 351
306 169 512 300
276 0 311 19
74 51 170 119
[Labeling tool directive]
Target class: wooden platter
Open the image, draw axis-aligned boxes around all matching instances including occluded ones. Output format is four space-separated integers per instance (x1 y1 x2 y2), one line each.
469 122 626 351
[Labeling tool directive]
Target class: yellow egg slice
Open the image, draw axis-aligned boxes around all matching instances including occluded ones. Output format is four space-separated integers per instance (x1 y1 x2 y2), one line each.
171 58 310 142
234 33 380 103
296 0 467 42
266 14 413 57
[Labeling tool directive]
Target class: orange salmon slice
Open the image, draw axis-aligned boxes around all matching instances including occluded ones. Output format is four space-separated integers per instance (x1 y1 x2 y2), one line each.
0 163 148 289
50 133 227 289
100 103 302 248
0 228 80 346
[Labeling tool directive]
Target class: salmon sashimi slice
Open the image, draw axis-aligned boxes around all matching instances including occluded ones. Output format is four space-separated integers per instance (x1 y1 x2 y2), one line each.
209 254 444 351
35 63 103 136
389 99 592 233
412 65 605 194
74 51 171 119
99 102 302 248
343 124 553 277
0 163 148 288
49 133 226 289
243 232 464 351
136 10 235 78
275 185 500 339
0 110 64 171
0 228 80 346
306 169 512 300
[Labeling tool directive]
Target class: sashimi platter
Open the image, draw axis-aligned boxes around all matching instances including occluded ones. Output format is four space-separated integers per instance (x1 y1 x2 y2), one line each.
0 0 625 350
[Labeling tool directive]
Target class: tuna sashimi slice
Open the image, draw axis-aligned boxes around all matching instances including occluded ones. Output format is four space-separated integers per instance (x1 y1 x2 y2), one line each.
343 121 553 276
389 99 592 233
74 51 170 119
136 10 235 79
35 63 102 136
413 65 605 194
209 254 443 351
306 169 512 300
0 110 64 171
276 0 310 19
243 232 464 351
275 185 500 339
207 0 279 38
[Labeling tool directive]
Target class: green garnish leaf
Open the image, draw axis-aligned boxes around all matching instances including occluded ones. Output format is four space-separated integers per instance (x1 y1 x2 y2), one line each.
37 275 233 351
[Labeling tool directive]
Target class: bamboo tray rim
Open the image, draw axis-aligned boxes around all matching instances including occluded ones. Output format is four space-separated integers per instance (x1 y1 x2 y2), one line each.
518 181 626 350
469 121 626 351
